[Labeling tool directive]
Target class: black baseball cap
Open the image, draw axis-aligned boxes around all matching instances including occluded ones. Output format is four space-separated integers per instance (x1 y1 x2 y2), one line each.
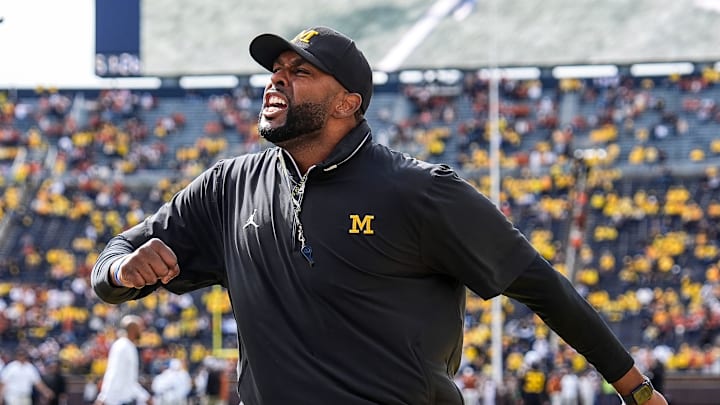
249 26 373 113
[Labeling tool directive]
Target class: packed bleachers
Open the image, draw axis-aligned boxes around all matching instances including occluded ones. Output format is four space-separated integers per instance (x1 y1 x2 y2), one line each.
0 69 719 402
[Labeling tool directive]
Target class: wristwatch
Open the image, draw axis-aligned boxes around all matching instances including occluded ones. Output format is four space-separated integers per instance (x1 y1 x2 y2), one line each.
621 377 654 405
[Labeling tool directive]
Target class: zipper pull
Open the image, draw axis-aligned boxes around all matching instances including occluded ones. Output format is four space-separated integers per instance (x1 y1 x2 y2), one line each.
301 245 315 266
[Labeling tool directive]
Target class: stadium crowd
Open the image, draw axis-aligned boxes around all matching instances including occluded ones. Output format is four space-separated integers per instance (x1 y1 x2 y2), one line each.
0 67 719 403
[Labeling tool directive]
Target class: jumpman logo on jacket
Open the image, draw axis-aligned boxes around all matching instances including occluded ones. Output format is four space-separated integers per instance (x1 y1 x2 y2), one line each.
243 209 260 229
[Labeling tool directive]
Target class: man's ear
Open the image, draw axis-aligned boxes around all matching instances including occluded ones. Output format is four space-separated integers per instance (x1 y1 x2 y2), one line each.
333 93 362 118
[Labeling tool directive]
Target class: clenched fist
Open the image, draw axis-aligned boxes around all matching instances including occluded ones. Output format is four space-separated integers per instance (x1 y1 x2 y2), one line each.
112 238 180 288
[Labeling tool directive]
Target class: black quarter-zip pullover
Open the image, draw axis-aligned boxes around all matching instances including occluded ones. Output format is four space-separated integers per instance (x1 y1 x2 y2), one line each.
93 120 633 404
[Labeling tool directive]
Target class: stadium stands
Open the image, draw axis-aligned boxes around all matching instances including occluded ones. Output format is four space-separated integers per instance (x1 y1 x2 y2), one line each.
0 68 719 402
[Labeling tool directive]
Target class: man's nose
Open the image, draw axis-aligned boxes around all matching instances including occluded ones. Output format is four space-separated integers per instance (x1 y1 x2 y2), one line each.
269 69 287 88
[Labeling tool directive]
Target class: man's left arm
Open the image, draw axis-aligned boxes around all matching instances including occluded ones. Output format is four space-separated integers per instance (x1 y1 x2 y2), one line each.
503 255 667 404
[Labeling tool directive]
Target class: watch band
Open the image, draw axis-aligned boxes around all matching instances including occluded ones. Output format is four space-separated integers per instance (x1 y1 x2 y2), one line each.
621 377 654 405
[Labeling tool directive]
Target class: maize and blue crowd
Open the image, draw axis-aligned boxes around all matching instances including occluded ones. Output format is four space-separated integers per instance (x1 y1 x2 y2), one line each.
0 67 719 403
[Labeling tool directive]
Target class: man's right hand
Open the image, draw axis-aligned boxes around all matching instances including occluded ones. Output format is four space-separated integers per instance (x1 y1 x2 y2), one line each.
113 238 180 288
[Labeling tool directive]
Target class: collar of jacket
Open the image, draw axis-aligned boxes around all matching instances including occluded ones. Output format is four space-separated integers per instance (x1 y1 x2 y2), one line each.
279 119 372 178
317 118 372 173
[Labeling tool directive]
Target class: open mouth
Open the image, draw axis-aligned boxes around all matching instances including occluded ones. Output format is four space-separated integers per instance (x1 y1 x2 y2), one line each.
262 93 288 118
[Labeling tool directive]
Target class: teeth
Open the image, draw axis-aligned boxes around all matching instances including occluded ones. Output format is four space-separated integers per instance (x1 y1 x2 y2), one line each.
267 95 286 106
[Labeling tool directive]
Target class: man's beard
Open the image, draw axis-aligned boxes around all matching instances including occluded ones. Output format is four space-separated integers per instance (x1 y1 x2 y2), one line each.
259 101 328 144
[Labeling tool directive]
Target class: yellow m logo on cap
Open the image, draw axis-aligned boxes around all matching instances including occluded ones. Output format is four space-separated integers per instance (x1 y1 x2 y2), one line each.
349 214 375 235
293 29 320 44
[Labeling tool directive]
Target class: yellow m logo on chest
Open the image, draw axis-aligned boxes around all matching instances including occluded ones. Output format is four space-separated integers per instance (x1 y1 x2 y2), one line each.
349 214 375 235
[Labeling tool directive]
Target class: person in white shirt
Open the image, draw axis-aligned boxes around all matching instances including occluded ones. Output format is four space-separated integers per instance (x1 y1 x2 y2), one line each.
0 348 54 405
560 369 580 405
95 315 150 405
579 370 600 405
152 358 193 405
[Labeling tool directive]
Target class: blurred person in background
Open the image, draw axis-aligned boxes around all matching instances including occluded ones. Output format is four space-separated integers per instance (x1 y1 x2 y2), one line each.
151 358 193 405
457 366 480 404
560 367 580 405
647 353 667 404
204 359 228 405
545 368 562 405
95 315 150 405
520 362 547 405
0 348 54 405
579 370 601 405
40 359 67 405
